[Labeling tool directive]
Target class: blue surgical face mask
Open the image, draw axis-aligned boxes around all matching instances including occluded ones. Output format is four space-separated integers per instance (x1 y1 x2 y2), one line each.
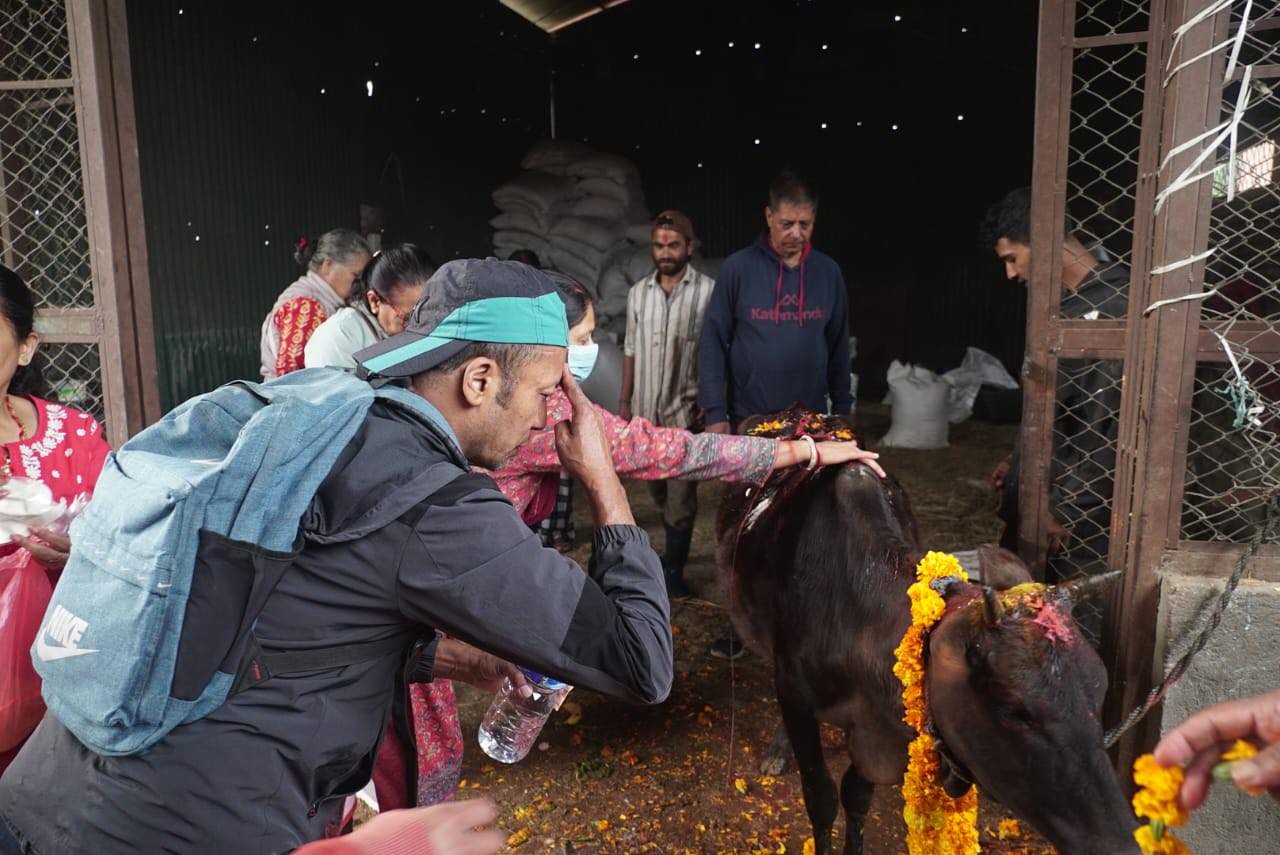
567 342 599 382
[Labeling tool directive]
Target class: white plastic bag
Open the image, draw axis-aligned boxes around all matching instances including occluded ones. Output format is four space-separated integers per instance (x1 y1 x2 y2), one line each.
0 478 71 542
940 347 1020 424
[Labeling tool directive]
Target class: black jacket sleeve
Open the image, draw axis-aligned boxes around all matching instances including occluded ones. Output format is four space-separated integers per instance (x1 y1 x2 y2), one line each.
393 473 673 704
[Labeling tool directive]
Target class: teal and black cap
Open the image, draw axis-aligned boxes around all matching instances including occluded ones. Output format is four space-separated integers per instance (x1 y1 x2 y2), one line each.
355 257 569 378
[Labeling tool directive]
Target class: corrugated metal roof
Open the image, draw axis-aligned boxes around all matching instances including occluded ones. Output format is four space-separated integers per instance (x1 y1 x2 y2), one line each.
498 0 631 33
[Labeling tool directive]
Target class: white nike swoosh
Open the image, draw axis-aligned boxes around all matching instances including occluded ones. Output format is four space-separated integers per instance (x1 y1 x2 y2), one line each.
35 633 100 661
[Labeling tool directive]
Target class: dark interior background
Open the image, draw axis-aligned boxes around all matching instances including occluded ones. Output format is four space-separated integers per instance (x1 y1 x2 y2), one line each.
125 0 1038 408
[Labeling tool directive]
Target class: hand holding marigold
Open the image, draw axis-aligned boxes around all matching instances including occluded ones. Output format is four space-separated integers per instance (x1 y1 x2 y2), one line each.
1153 688 1280 809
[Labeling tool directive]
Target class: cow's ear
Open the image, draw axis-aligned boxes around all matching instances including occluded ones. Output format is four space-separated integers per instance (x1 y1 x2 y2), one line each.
977 544 1034 589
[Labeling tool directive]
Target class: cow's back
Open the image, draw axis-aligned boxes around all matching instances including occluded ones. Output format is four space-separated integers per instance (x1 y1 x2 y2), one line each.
717 448 922 778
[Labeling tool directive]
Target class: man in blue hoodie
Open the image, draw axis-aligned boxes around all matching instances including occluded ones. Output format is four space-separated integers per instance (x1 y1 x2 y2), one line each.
697 172 852 659
698 171 852 438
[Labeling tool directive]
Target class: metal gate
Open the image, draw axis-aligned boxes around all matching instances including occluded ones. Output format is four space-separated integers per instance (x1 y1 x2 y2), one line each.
1028 0 1280 769
0 0 158 446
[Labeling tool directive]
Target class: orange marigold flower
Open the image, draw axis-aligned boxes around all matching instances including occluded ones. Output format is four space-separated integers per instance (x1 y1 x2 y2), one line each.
1133 755 1185 807
1134 824 1191 855
1133 789 1189 827
1222 739 1258 762
895 552 978 854
998 818 1024 840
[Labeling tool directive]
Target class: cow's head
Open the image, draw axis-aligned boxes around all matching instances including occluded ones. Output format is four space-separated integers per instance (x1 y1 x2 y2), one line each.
925 563 1139 855
831 462 921 564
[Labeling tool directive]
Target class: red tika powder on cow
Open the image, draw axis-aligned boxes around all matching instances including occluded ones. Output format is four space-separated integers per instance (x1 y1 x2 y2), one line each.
1031 603 1075 646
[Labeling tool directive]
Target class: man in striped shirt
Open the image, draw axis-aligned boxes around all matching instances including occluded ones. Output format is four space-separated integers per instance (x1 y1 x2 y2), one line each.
620 211 717 598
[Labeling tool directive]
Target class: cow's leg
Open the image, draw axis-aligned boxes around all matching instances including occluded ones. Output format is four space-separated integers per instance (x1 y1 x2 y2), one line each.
839 764 874 855
760 719 792 775
778 692 838 855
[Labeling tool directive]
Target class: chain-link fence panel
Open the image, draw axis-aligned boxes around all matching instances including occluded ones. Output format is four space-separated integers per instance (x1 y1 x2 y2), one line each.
0 86 92 308
1049 357 1126 644
1178 6 1280 547
1 0 106 430
1066 42 1146 317
1074 0 1150 39
1044 5 1151 647
0 0 71 83
38 342 104 424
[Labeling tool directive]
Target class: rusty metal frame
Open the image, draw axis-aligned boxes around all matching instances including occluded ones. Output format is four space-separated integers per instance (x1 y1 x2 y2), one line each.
64 0 160 445
1020 0 1075 575
1104 0 1230 771
1024 0 1270 773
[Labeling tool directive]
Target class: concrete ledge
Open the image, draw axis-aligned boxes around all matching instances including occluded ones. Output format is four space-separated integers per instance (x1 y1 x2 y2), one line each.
1156 574 1280 854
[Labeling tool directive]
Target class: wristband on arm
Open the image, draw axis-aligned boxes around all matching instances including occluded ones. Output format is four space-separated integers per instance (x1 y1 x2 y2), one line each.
405 633 441 684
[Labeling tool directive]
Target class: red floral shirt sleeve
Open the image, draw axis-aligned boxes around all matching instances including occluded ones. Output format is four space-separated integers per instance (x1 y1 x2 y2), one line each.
490 389 778 515
273 296 329 377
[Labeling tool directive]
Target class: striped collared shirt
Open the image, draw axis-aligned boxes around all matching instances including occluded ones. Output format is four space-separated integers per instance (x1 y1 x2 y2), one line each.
623 263 717 428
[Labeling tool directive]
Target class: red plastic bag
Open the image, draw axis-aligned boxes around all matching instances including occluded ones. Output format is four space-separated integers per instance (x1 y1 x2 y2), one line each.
0 550 52 751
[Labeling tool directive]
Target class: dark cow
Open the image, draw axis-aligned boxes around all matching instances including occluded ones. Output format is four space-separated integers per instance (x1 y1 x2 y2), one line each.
717 410 1138 855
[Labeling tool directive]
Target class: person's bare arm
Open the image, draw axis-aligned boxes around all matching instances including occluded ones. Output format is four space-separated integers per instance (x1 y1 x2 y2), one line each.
771 439 885 478
432 638 531 696
619 355 636 421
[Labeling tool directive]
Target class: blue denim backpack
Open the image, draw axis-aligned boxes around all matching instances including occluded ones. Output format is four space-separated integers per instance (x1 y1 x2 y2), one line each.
32 368 456 756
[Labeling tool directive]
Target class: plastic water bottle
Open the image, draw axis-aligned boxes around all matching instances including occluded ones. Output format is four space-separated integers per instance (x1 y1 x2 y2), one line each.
477 668 570 763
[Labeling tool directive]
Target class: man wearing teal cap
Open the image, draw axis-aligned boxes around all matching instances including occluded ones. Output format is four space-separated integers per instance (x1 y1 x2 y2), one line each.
0 259 672 853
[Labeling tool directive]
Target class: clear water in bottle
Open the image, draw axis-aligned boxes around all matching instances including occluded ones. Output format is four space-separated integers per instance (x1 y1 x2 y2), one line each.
477 668 570 764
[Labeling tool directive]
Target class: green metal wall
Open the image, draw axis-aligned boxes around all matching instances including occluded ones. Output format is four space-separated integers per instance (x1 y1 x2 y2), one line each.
127 2 551 409
127 3 367 408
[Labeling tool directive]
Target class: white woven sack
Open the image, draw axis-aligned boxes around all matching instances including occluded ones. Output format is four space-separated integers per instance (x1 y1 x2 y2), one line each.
549 234 607 270
492 171 578 213
596 267 633 301
549 216 623 255
578 176 630 205
490 211 546 237
565 153 638 183
880 360 950 449
548 246 601 289
572 196 627 220
493 230 550 260
521 140 594 175
621 244 654 282
597 283 629 326
624 223 652 244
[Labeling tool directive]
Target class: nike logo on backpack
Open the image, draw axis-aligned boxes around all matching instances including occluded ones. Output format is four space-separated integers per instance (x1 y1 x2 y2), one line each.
36 604 99 661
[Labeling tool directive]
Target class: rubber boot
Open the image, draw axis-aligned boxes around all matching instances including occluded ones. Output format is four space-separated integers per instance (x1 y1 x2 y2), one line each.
661 524 694 599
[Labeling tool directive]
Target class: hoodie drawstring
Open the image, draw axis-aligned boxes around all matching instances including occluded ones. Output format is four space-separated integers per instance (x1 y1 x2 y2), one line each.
773 260 783 325
770 241 811 326
798 258 806 327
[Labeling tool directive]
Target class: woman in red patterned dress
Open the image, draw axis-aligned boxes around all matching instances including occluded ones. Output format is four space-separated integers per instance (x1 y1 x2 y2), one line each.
259 229 371 379
0 265 111 774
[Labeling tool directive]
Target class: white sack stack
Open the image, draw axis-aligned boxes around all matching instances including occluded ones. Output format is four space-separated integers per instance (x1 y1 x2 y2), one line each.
491 141 651 312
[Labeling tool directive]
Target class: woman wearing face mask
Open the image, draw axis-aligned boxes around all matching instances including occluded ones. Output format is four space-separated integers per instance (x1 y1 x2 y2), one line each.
260 229 371 379
492 272 885 563
304 244 434 370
